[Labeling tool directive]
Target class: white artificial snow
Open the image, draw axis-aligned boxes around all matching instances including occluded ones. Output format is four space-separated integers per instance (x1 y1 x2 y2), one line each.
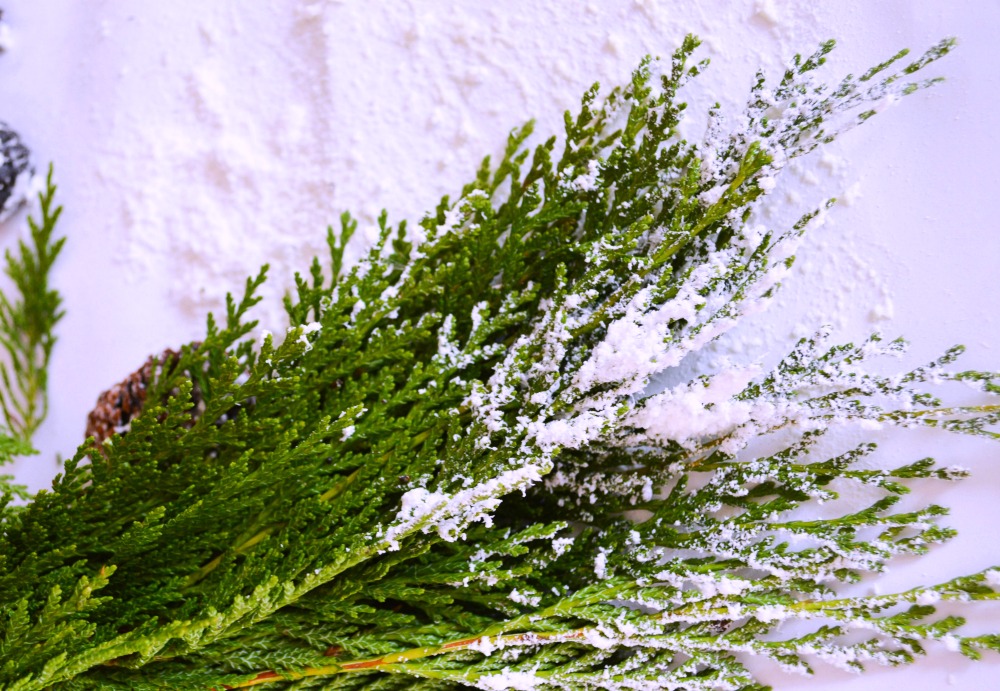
467 635 498 656
753 604 787 623
594 549 610 579
477 671 547 691
571 159 601 191
640 476 653 502
398 487 449 521
380 486 449 551
915 590 941 606
551 536 574 556
942 635 961 652
8 1 902 384
438 203 466 235
509 588 541 606
627 364 761 448
699 184 726 206
380 462 546 550
288 321 322 351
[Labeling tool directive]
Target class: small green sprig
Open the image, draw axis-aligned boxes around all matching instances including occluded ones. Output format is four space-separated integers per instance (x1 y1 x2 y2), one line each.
0 166 64 445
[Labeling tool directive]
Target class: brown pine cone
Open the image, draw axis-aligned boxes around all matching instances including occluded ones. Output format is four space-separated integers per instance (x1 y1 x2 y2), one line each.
85 346 203 444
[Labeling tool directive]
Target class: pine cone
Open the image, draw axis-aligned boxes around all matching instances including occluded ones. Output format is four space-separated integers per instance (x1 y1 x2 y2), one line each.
85 346 203 444
0 121 31 222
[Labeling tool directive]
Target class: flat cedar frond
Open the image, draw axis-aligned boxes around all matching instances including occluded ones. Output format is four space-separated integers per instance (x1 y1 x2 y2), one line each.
3 36 999 691
0 166 63 444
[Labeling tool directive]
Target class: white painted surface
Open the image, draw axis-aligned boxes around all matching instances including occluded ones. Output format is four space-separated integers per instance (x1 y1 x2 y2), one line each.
0 1 998 687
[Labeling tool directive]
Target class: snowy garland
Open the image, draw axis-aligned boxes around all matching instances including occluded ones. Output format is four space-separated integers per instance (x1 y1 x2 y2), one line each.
1 35 999 691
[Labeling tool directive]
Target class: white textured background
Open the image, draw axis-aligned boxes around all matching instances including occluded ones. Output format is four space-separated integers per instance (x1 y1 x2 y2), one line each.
1 1 999 688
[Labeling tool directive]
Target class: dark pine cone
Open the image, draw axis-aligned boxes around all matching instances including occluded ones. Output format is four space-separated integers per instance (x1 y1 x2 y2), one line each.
0 121 31 222
85 346 204 445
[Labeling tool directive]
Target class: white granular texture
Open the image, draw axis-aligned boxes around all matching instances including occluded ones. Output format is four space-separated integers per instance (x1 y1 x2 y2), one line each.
42 1 889 333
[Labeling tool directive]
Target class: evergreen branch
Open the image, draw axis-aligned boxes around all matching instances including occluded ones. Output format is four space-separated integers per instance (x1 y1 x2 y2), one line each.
0 165 64 444
221 569 1000 688
3 36 997 691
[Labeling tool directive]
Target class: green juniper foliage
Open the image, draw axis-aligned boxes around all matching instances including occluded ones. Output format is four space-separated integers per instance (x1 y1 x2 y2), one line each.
2 36 999 690
0 166 63 444
0 167 62 505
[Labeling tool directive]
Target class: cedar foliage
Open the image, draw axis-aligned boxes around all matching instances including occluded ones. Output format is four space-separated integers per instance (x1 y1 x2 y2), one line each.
2 36 999 690
0 166 62 443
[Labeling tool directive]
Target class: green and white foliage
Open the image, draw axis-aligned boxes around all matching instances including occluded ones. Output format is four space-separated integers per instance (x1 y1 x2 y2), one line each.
1 36 998 690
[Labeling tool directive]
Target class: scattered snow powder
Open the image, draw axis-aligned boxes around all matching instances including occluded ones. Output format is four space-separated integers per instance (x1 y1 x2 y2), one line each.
439 203 466 235
717 576 752 596
552 536 575 556
381 463 547 550
468 635 497 656
941 634 961 652
381 487 449 550
571 158 601 191
753 604 786 623
699 184 726 206
477 671 546 691
509 588 541 606
594 549 609 579
915 590 941 606
640 476 653 502
629 364 761 447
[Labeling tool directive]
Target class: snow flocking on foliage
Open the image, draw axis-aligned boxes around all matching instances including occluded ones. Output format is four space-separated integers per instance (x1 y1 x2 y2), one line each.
1 35 999 691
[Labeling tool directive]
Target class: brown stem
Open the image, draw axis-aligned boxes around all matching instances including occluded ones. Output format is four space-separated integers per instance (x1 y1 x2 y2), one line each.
217 629 587 689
